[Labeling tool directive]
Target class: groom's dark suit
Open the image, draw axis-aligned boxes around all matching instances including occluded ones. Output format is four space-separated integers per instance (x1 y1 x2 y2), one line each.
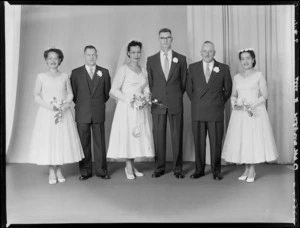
70 65 111 177
186 59 232 176
147 51 187 175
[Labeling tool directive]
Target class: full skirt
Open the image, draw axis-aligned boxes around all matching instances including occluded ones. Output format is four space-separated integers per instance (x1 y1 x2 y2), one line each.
222 104 278 164
28 107 84 165
107 102 155 159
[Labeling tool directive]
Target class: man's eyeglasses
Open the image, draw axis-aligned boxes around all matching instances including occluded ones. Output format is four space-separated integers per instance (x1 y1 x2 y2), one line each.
160 36 172 40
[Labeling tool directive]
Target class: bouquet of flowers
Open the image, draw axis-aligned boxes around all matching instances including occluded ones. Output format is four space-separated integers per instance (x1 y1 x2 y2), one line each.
148 99 168 109
131 93 168 137
130 93 169 110
50 97 65 124
234 99 255 117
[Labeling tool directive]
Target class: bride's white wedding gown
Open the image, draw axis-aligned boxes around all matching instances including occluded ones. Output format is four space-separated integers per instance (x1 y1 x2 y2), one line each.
107 65 155 159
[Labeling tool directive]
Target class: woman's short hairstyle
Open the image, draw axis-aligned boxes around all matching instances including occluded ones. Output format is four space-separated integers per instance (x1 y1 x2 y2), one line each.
44 48 64 65
239 49 256 67
127 40 142 57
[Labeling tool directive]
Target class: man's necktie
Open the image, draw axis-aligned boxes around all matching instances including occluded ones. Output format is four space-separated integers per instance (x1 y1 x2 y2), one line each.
89 67 94 79
205 63 210 83
163 53 169 80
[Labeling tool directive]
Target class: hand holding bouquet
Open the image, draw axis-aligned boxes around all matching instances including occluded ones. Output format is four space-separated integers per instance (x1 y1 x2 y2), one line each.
233 98 255 117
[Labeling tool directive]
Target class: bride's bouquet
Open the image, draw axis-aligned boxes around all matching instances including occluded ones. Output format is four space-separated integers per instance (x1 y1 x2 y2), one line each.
131 93 168 137
50 97 65 124
234 98 255 117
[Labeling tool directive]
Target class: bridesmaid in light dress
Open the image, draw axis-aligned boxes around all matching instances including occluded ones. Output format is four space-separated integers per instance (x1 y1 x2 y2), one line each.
29 48 84 184
221 48 278 183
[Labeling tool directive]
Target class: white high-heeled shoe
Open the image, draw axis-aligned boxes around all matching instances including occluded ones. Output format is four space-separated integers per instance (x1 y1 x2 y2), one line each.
246 173 256 183
133 168 144 177
57 177 66 183
125 167 135 180
49 175 57 185
56 171 66 183
238 175 248 181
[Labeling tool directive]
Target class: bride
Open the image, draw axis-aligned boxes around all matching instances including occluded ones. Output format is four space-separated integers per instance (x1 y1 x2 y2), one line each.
107 40 155 179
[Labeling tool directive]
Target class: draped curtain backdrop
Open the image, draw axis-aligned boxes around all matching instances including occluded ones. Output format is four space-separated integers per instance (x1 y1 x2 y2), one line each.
5 2 21 152
187 5 295 164
6 5 294 164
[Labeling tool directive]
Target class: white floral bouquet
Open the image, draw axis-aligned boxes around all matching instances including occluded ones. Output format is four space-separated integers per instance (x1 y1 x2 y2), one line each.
130 93 168 137
130 93 168 109
50 97 65 124
233 98 255 117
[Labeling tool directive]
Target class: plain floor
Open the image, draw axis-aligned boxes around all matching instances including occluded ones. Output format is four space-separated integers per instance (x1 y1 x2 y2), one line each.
6 162 295 224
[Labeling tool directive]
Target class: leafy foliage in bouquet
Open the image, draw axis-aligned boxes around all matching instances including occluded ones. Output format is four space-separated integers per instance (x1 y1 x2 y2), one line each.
50 97 65 124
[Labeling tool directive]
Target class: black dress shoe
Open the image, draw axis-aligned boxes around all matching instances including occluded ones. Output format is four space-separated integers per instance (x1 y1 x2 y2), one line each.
79 175 92 181
174 172 185 179
96 174 111 179
213 173 223 180
152 172 164 178
190 173 204 179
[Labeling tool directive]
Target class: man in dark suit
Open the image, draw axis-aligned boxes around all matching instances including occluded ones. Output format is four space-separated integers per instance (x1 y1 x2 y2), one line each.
147 28 187 179
70 45 111 180
186 41 232 180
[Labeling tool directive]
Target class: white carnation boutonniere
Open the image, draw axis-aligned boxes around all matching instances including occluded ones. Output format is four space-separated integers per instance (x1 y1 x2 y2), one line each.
172 57 178 63
97 70 103 77
213 66 220 73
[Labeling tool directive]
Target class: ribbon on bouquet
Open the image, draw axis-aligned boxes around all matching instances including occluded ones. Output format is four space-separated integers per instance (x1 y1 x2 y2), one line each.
132 106 143 138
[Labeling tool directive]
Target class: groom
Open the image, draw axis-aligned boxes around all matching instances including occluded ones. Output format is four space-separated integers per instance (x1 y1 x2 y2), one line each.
70 45 111 180
147 28 187 179
186 41 232 180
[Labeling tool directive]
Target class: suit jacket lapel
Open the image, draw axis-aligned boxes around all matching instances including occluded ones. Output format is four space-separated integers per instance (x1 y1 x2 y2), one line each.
91 66 101 97
167 51 177 82
198 61 210 97
82 66 92 94
155 52 167 81
206 60 218 89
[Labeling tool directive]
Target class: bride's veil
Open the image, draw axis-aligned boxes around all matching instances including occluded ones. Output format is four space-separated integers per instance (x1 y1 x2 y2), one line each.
111 38 148 103
115 37 147 71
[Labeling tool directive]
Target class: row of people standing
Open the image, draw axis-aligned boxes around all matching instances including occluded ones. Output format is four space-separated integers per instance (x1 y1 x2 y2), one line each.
28 28 278 185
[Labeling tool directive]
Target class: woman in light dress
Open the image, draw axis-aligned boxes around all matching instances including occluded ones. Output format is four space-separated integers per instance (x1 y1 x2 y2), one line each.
107 41 155 179
222 48 278 183
29 48 84 184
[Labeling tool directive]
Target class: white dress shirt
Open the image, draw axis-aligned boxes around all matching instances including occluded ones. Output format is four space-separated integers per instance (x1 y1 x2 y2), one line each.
85 65 96 76
160 50 172 71
202 60 214 75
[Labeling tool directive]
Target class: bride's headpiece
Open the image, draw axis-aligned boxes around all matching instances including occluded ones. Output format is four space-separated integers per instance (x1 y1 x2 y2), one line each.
239 48 254 53
45 46 58 51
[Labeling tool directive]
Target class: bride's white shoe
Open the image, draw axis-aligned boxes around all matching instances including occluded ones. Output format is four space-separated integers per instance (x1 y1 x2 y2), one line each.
133 168 144 177
125 167 135 180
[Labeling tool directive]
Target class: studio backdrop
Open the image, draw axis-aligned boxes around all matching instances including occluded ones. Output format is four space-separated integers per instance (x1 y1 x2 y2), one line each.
5 4 295 164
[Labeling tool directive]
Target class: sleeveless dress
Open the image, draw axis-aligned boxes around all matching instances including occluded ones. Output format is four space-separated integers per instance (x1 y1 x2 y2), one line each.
107 65 155 159
221 72 278 164
28 72 84 165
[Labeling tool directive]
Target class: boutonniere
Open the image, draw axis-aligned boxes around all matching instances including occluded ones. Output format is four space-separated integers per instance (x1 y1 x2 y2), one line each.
172 57 178 63
97 70 103 77
213 66 220 73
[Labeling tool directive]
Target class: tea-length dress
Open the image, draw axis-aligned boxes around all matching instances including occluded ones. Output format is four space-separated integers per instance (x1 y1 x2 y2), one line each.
28 72 84 165
107 65 155 159
222 71 278 164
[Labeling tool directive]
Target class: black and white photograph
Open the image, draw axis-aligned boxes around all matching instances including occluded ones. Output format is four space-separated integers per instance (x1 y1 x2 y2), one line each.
2 1 298 226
